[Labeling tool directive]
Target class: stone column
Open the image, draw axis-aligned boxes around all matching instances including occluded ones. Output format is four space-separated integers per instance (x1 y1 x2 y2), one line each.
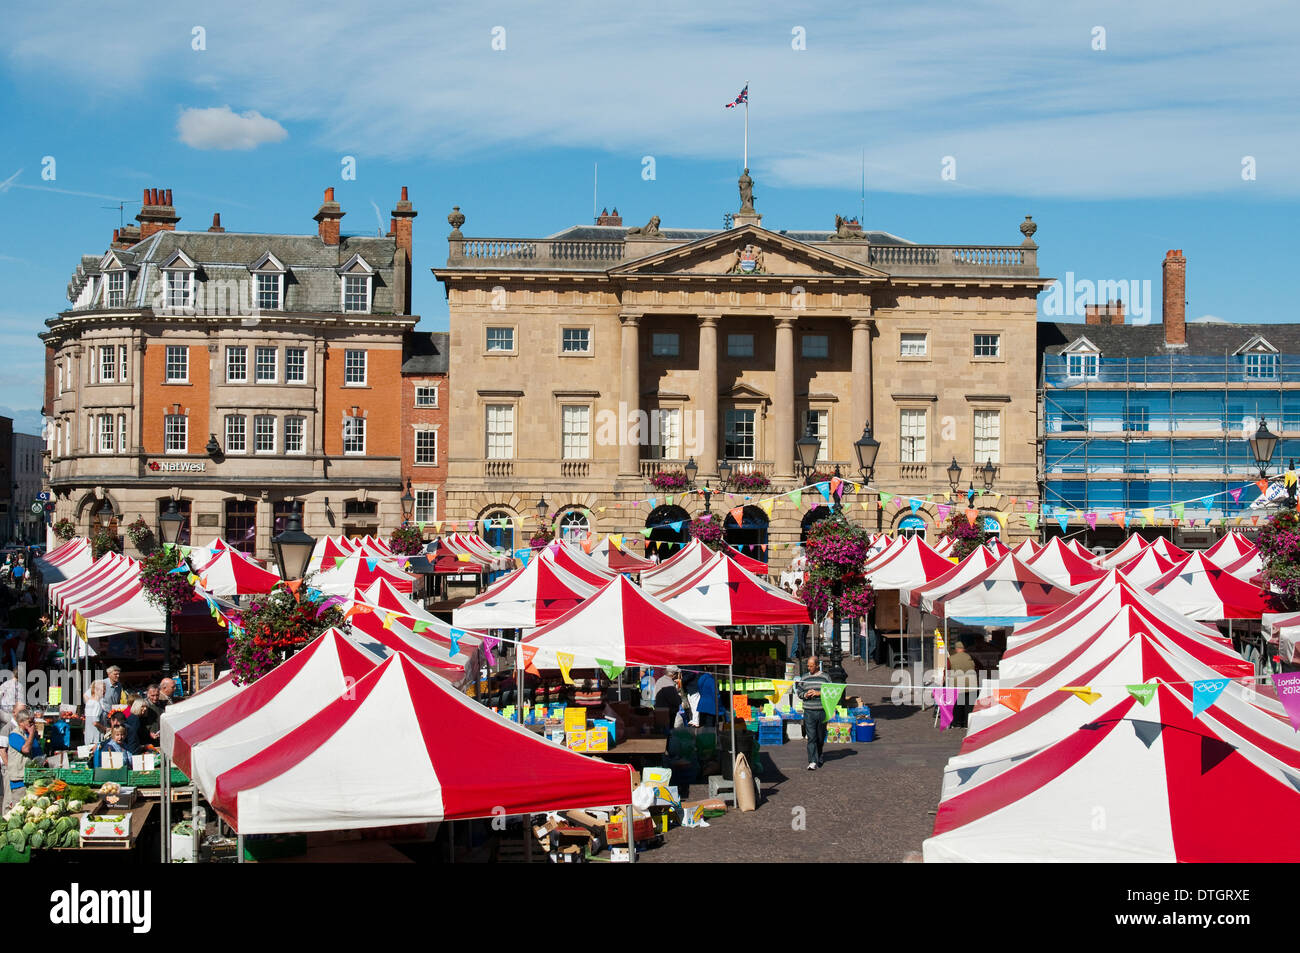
851 316 872 434
618 313 641 477
774 317 795 480
697 315 719 476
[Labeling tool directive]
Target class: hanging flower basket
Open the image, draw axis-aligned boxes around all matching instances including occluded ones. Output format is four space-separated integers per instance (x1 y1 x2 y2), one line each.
799 515 875 621
688 515 725 550
53 518 76 541
650 470 688 491
1256 508 1300 610
125 517 155 554
387 525 424 556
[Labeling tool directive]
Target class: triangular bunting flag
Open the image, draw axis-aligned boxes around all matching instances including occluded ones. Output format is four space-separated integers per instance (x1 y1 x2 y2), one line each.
995 688 1030 713
819 682 847 719
522 645 539 676
791 490 802 507
595 658 625 680
1084 512 1097 530
1191 678 1230 718
1055 514 1070 532
1059 685 1102 705
556 651 576 685
909 498 922 513
1126 683 1157 706
1132 720 1163 748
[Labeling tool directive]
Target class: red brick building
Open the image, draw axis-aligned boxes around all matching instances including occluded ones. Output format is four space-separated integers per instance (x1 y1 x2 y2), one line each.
401 331 449 529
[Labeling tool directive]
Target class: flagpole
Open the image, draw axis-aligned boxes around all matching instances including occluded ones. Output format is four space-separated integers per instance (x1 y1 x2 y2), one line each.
743 81 749 170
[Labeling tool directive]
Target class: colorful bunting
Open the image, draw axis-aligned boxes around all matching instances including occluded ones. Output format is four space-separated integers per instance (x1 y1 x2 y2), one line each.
1059 685 1102 705
1126 683 1157 707
1191 678 1229 719
556 651 576 685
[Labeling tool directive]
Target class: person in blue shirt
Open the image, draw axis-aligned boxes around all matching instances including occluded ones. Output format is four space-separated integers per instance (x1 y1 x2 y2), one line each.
94 722 130 769
5 709 44 811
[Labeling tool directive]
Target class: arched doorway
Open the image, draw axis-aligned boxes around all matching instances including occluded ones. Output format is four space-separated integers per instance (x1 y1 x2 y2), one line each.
645 504 690 562
897 515 927 539
481 509 516 553
724 505 769 563
800 506 832 542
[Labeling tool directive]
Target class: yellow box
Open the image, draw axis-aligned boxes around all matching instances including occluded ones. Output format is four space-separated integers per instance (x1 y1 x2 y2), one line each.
566 729 589 752
564 707 588 733
586 727 609 752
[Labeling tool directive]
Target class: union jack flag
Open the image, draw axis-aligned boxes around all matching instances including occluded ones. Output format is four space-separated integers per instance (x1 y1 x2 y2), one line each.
725 85 748 108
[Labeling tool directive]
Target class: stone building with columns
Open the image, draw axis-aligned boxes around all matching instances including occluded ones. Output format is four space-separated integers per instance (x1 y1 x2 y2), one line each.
434 185 1049 567
41 186 419 558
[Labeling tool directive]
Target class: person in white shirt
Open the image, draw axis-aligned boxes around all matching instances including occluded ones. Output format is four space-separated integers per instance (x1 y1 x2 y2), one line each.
83 680 107 748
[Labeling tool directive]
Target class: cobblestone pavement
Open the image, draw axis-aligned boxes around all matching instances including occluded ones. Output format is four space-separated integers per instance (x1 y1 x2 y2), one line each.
641 658 964 863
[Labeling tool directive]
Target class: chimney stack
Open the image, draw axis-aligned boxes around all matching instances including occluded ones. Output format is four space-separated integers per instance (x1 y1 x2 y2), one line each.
314 187 345 245
1085 299 1125 325
1163 249 1187 347
208 213 225 233
596 206 623 227
390 186 417 314
136 186 180 238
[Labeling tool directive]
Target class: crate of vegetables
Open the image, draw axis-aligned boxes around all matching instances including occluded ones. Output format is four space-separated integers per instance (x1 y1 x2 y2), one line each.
23 766 55 786
79 812 132 844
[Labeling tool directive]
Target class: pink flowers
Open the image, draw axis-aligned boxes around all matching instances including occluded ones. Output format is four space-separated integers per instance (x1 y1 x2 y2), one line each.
689 516 725 550
799 516 875 620
650 470 689 491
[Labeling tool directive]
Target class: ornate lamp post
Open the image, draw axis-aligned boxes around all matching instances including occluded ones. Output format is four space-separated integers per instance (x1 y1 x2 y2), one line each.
1249 418 1294 509
854 423 880 532
271 501 315 583
158 500 186 676
947 457 962 495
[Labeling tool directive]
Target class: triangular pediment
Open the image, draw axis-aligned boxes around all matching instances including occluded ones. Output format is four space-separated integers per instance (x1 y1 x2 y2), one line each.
728 381 771 402
611 224 887 280
1234 334 1277 355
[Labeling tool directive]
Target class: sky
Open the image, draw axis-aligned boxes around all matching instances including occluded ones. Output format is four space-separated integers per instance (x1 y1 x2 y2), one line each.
1 0 1297 434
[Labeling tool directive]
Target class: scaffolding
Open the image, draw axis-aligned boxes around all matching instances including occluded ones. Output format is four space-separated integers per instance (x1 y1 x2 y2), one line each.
1040 353 1298 516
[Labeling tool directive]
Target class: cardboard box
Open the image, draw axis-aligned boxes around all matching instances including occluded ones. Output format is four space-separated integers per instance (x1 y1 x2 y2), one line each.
566 729 589 752
586 726 609 752
642 766 672 787
564 707 588 733
80 813 131 840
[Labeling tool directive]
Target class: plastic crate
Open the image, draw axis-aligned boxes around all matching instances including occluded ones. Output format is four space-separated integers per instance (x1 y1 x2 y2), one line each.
23 766 56 785
171 767 190 785
128 770 161 787
93 767 130 784
757 726 784 746
57 766 95 784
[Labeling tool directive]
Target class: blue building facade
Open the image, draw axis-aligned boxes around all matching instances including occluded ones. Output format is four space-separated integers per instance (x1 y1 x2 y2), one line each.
1038 321 1300 542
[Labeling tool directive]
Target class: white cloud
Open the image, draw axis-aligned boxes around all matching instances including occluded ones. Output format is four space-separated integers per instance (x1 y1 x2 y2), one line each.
3 1 1299 196
176 106 287 151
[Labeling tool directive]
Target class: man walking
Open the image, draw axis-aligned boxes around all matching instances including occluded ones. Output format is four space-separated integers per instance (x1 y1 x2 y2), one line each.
797 656 829 770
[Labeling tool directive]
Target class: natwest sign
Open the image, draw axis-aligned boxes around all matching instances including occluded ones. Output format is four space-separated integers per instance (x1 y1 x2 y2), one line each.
148 460 206 473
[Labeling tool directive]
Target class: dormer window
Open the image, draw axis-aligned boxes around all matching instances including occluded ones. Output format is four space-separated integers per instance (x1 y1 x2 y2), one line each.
249 251 287 312
105 271 127 308
160 250 198 311
1235 336 1279 381
337 253 374 314
1067 352 1098 378
1062 336 1101 379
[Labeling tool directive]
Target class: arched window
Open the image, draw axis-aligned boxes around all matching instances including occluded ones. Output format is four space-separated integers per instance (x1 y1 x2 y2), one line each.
724 505 769 563
800 505 832 543
981 515 1001 538
898 515 927 539
645 504 690 562
482 509 515 553
558 510 589 543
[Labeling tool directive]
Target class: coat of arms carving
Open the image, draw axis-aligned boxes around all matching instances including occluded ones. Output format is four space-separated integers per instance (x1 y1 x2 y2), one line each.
729 244 765 275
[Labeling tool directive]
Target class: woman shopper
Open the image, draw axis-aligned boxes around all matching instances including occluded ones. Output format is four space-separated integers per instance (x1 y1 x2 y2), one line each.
83 680 108 747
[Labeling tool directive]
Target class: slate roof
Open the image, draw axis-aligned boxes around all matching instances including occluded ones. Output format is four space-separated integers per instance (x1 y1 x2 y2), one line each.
1039 321 1300 358
402 330 448 374
64 228 403 315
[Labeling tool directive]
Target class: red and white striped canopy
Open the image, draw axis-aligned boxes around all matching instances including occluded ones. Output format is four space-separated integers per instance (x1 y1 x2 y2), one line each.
640 538 715 594
197 547 282 596
1220 547 1263 584
1007 538 1040 560
1146 551 1273 620
902 545 1000 609
442 533 513 571
1204 531 1257 566
1024 537 1109 589
453 554 596 629
1064 539 1100 563
1095 534 1149 568
863 535 955 590
168 629 382 796
523 575 732 669
210 653 634 834
33 537 94 585
922 553 1076 620
540 543 616 587
1112 547 1179 588
311 551 415 596
959 625 1287 779
930 536 954 557
159 672 241 756
348 610 472 682
50 553 134 613
655 550 811 627
306 536 357 574
721 545 770 576
925 683 1300 862
1148 536 1190 562
353 578 483 649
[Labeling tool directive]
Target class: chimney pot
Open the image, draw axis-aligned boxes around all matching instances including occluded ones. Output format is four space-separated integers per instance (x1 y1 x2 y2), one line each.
165 189 172 205
401 186 408 201
324 187 335 202
142 189 150 205
208 213 224 233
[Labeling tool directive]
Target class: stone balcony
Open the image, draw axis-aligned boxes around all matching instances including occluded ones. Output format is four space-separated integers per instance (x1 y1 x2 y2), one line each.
447 237 1038 278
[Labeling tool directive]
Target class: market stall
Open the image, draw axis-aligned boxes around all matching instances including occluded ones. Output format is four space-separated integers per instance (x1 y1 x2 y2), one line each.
1022 536 1109 589
310 551 416 596
1145 551 1273 621
452 555 596 630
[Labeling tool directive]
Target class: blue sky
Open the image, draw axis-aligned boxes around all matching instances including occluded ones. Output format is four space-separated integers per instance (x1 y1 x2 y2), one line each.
1 0 1297 434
